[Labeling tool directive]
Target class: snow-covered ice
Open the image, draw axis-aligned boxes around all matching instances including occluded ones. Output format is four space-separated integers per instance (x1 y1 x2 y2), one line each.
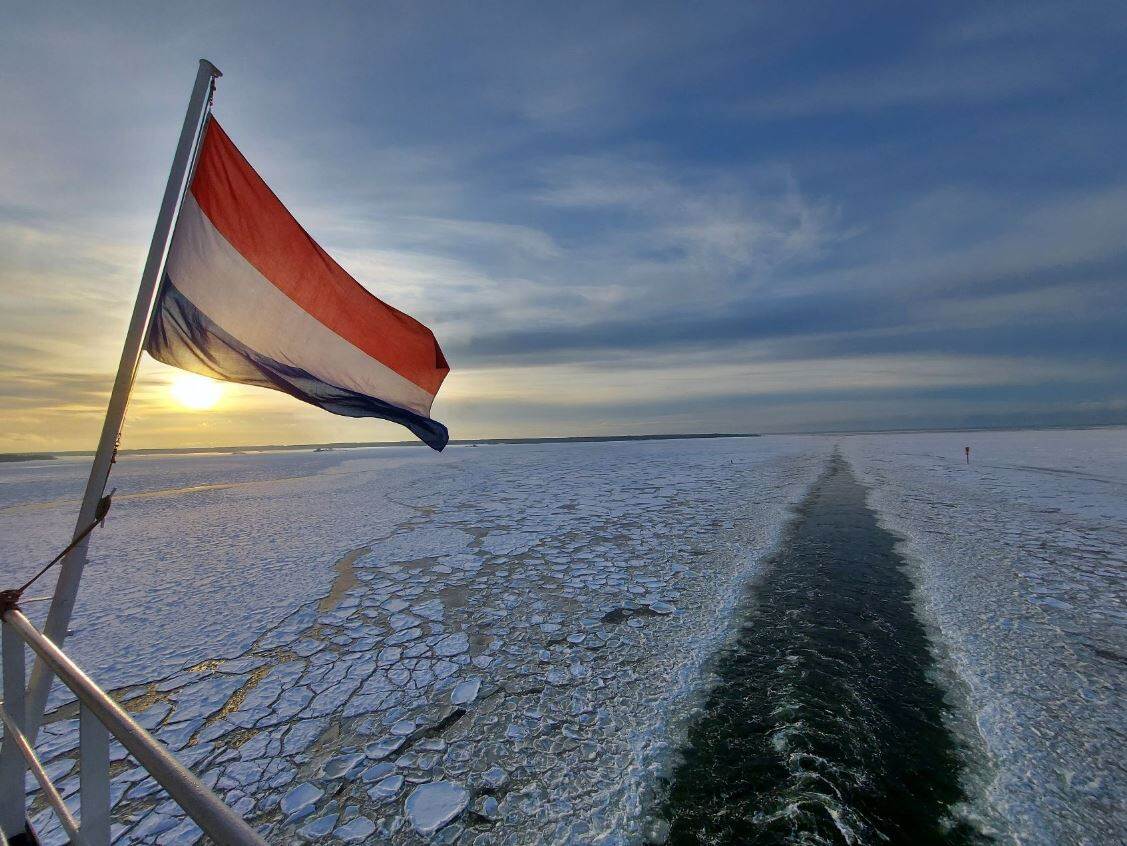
1 438 823 844
844 428 1127 845
1 429 1122 844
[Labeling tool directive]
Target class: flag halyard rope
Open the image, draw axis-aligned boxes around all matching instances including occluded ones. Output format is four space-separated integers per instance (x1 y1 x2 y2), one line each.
0 491 114 613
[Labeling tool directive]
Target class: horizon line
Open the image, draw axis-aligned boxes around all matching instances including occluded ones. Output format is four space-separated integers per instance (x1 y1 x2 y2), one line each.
3 420 1125 460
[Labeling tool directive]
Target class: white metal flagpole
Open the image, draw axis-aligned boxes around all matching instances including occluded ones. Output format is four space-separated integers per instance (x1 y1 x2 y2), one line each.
23 59 223 742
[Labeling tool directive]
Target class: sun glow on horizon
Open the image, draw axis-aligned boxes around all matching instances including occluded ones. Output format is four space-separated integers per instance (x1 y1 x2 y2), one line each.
170 373 224 410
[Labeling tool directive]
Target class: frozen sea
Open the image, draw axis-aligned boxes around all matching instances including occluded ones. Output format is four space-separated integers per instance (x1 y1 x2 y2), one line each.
842 429 1127 845
0 429 1123 844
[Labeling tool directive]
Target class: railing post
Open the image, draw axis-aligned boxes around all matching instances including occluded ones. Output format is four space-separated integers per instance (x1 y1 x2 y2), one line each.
80 703 111 846
5 609 266 846
0 614 28 838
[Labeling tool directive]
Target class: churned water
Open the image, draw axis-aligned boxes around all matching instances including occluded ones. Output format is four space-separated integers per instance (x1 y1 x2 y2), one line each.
657 454 989 845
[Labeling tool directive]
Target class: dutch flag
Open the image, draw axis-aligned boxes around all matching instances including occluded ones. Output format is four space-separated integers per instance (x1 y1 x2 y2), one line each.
147 118 450 450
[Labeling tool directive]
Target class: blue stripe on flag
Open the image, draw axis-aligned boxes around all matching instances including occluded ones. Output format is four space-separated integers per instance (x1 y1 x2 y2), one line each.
146 277 449 450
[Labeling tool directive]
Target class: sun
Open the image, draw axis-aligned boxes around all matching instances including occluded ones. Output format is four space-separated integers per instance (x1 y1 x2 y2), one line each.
170 373 223 410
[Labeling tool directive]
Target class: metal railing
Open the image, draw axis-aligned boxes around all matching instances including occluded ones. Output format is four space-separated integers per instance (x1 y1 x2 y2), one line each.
0 607 266 846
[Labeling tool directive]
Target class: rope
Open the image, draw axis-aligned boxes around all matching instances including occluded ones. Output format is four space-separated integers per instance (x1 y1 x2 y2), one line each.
0 491 115 612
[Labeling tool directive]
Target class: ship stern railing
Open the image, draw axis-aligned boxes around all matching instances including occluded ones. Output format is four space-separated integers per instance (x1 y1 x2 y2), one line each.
0 606 266 846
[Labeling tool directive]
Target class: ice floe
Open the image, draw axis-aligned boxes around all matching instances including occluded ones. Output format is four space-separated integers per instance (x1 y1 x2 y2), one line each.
405 781 470 835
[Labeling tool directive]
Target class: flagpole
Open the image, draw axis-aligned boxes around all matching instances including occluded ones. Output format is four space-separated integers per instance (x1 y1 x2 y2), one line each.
24 59 222 741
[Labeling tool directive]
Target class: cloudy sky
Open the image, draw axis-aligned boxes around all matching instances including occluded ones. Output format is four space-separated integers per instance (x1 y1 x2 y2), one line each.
2 1 1125 451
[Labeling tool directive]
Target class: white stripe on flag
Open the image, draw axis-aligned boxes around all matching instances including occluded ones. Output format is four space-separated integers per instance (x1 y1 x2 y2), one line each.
166 195 437 417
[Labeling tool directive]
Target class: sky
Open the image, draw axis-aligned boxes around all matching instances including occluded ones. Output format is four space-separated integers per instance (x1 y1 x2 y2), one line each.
2 1 1125 451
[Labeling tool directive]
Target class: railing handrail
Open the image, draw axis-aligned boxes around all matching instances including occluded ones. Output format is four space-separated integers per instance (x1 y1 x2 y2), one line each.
1 608 266 846
0 703 85 845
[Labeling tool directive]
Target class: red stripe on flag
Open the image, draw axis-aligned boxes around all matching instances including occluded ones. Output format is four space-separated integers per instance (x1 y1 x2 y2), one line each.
187 118 449 396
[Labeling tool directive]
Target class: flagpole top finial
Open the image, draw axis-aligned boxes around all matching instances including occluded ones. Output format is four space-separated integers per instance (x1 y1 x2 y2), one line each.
199 59 222 79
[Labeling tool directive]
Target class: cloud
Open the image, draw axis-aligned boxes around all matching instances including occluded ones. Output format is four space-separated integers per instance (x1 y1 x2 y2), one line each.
743 52 1069 118
0 1 1124 450
446 351 1116 409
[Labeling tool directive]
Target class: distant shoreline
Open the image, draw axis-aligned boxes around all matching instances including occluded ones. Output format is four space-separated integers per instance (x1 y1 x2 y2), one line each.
0 452 57 463
6 432 760 460
5 421 1124 461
